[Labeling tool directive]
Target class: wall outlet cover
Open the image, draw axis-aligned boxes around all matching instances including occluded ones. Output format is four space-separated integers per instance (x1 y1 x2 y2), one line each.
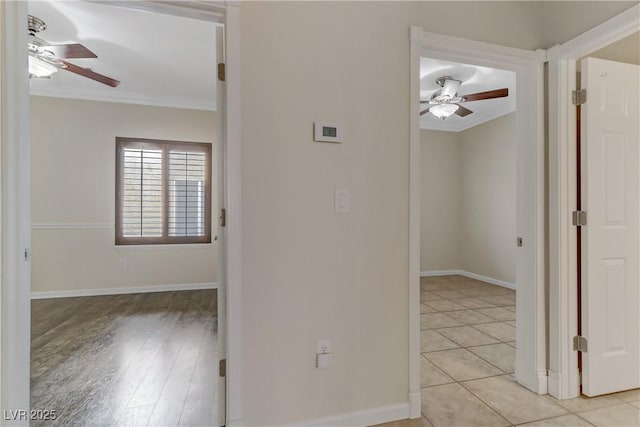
317 340 332 354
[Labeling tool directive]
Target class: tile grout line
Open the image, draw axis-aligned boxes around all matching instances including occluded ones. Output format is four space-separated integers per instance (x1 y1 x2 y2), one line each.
455 378 517 426
420 276 520 426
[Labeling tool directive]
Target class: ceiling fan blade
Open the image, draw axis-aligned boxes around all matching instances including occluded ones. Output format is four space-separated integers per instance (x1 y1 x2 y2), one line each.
60 60 120 87
420 106 431 116
462 88 509 102
455 105 473 117
48 43 97 59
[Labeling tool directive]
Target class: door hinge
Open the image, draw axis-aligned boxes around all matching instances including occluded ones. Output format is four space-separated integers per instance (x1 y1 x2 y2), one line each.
217 63 226 82
516 237 523 247
573 335 588 352
219 358 227 377
24 248 31 262
219 208 226 227
572 89 587 105
572 210 587 226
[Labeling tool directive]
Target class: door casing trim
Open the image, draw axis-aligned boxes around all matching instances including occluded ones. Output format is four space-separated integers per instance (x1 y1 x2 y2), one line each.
0 1 244 425
409 27 546 417
546 4 640 400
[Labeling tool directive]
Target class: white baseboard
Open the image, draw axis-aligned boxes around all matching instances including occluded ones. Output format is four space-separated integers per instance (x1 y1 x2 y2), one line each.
409 389 422 418
287 402 409 427
420 269 460 277
547 370 560 398
420 269 516 290
459 271 516 290
31 282 218 299
536 370 549 394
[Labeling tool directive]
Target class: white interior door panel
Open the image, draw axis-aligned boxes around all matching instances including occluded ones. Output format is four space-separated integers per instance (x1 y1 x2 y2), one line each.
581 57 640 396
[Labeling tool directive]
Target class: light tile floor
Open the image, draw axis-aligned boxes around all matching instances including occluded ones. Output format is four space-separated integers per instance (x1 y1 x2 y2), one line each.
375 275 640 427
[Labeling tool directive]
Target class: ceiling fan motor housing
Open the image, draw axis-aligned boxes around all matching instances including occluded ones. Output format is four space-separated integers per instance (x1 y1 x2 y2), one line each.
430 76 463 104
28 15 47 36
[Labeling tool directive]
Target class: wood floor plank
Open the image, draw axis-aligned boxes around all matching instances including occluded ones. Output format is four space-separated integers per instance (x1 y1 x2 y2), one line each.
179 350 219 426
117 405 155 427
147 342 201 426
30 290 217 427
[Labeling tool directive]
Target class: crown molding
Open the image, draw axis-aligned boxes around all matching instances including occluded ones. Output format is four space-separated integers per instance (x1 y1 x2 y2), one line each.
30 87 216 111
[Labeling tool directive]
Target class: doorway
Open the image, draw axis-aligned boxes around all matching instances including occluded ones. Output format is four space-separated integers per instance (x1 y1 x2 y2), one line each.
574 35 639 405
578 54 639 398
408 28 546 419
418 57 519 425
27 1 222 424
547 5 639 402
0 1 242 425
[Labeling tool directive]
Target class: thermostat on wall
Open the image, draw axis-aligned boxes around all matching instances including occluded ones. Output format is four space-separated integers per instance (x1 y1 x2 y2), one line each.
314 122 343 143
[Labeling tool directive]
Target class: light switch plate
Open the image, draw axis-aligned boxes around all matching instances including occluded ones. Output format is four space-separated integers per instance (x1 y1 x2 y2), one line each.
317 353 332 369
335 189 350 213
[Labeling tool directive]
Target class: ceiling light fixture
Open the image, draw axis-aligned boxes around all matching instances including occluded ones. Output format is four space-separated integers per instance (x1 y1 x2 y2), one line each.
430 103 459 119
28 55 58 78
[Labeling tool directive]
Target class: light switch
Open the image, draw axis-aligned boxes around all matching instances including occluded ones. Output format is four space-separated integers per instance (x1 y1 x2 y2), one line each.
335 189 350 213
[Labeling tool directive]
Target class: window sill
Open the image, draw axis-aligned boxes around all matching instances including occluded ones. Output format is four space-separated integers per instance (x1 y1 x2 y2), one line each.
115 243 214 250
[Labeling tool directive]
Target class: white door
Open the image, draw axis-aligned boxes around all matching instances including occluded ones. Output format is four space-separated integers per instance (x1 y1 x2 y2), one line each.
215 24 228 426
581 57 640 396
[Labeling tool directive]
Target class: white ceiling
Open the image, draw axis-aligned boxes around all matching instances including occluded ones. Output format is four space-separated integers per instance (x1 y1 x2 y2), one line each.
420 58 516 132
28 1 217 111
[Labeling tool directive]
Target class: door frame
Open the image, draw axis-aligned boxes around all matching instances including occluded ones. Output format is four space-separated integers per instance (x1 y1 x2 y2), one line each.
0 2 244 426
0 1 31 420
547 4 640 400
409 27 546 417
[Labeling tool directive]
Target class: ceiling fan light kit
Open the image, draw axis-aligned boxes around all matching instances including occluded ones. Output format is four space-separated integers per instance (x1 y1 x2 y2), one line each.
420 75 508 120
430 103 459 119
28 55 58 78
27 14 120 87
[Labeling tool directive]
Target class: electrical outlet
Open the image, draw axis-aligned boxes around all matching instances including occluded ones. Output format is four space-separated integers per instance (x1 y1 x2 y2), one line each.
317 340 331 354
119 258 127 269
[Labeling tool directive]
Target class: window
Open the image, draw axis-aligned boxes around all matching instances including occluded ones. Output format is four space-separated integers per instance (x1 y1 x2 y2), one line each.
116 137 212 245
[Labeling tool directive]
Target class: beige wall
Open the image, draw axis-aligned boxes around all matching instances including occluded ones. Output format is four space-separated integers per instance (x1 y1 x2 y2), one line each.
420 130 460 271
590 31 640 65
237 2 639 424
240 3 416 424
459 114 517 283
30 96 218 293
420 114 516 284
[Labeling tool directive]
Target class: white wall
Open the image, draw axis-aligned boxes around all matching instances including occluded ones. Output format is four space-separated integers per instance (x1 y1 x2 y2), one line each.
30 96 218 294
420 114 517 284
420 130 460 271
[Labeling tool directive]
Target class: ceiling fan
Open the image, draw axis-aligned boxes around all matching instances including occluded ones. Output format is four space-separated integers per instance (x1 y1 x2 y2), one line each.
27 15 120 87
420 76 508 119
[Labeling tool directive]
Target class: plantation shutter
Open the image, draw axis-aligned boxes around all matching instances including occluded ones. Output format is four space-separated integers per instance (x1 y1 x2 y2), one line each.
168 146 208 237
121 144 164 238
116 138 211 245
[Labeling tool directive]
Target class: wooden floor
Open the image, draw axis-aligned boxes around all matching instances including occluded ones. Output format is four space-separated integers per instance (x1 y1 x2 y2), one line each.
30 290 218 426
